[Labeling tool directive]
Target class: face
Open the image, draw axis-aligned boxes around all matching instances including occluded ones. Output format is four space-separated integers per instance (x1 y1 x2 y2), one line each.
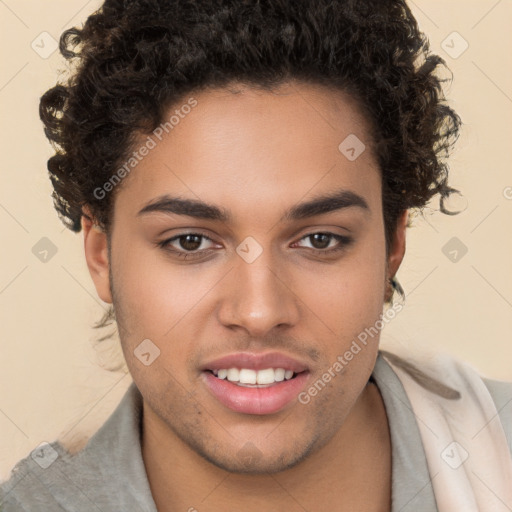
84 80 406 474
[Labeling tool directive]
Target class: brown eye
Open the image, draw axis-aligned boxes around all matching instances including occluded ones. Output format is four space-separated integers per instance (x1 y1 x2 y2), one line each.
293 232 353 256
177 234 203 251
308 233 332 250
157 232 218 259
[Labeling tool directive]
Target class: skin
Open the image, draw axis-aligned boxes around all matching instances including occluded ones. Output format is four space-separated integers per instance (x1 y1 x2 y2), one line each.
82 80 407 511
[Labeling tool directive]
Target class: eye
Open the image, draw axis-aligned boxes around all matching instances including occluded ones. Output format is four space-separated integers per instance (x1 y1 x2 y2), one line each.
157 232 218 259
292 232 353 255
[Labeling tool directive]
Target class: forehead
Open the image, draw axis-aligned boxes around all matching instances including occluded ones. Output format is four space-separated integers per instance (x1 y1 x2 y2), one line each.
113 81 381 225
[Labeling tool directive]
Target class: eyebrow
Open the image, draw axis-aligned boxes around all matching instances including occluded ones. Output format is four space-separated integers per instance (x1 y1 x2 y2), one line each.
137 189 370 223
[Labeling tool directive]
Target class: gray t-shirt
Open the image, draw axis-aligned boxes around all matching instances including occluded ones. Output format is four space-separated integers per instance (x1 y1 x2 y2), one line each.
2 351 511 511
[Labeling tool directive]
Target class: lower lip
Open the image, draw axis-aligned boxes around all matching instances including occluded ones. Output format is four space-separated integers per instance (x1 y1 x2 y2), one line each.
202 371 310 415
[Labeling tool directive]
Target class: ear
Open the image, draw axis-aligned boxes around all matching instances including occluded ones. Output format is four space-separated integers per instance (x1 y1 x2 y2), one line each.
384 210 408 301
81 208 112 304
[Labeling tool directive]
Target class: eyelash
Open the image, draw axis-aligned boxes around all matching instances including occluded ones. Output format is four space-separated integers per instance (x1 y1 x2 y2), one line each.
157 231 353 260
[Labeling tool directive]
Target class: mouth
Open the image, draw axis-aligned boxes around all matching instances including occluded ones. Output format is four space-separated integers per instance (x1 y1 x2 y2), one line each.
200 352 311 415
206 367 302 387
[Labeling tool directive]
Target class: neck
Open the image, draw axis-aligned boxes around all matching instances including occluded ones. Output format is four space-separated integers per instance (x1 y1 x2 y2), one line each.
141 382 391 512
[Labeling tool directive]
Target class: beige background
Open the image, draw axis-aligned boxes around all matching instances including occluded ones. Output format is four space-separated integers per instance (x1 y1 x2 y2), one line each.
1 0 511 479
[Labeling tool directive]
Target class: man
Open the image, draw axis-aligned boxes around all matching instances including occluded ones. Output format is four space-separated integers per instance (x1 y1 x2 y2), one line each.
1 0 511 510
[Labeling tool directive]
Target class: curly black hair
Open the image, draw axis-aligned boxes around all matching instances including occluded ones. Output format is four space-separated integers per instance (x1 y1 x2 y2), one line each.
40 0 461 309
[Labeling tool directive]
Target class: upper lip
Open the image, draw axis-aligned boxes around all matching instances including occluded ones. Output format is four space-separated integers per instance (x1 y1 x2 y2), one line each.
200 351 309 373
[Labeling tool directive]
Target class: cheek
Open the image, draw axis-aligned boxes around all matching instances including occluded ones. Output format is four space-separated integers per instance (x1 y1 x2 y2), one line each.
299 245 386 341
111 243 223 344
111 248 206 392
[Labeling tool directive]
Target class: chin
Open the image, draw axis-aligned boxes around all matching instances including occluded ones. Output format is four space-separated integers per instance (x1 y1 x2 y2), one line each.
199 440 317 475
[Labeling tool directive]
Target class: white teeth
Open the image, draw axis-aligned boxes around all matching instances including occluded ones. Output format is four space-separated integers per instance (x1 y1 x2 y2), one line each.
274 368 285 382
226 368 240 382
256 368 275 385
213 367 296 384
239 369 257 384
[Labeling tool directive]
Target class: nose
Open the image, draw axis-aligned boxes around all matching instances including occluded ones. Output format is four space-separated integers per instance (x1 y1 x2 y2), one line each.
216 248 300 337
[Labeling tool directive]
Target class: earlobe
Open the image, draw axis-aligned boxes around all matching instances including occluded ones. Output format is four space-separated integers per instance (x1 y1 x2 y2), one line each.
81 211 113 304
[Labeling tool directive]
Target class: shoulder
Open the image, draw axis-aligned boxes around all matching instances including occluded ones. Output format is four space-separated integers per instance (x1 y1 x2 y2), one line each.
1 381 152 511
379 349 512 455
482 376 512 454
0 441 74 510
1 429 121 510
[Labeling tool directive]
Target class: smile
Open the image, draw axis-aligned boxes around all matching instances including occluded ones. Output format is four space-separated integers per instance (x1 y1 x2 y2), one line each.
202 368 310 415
